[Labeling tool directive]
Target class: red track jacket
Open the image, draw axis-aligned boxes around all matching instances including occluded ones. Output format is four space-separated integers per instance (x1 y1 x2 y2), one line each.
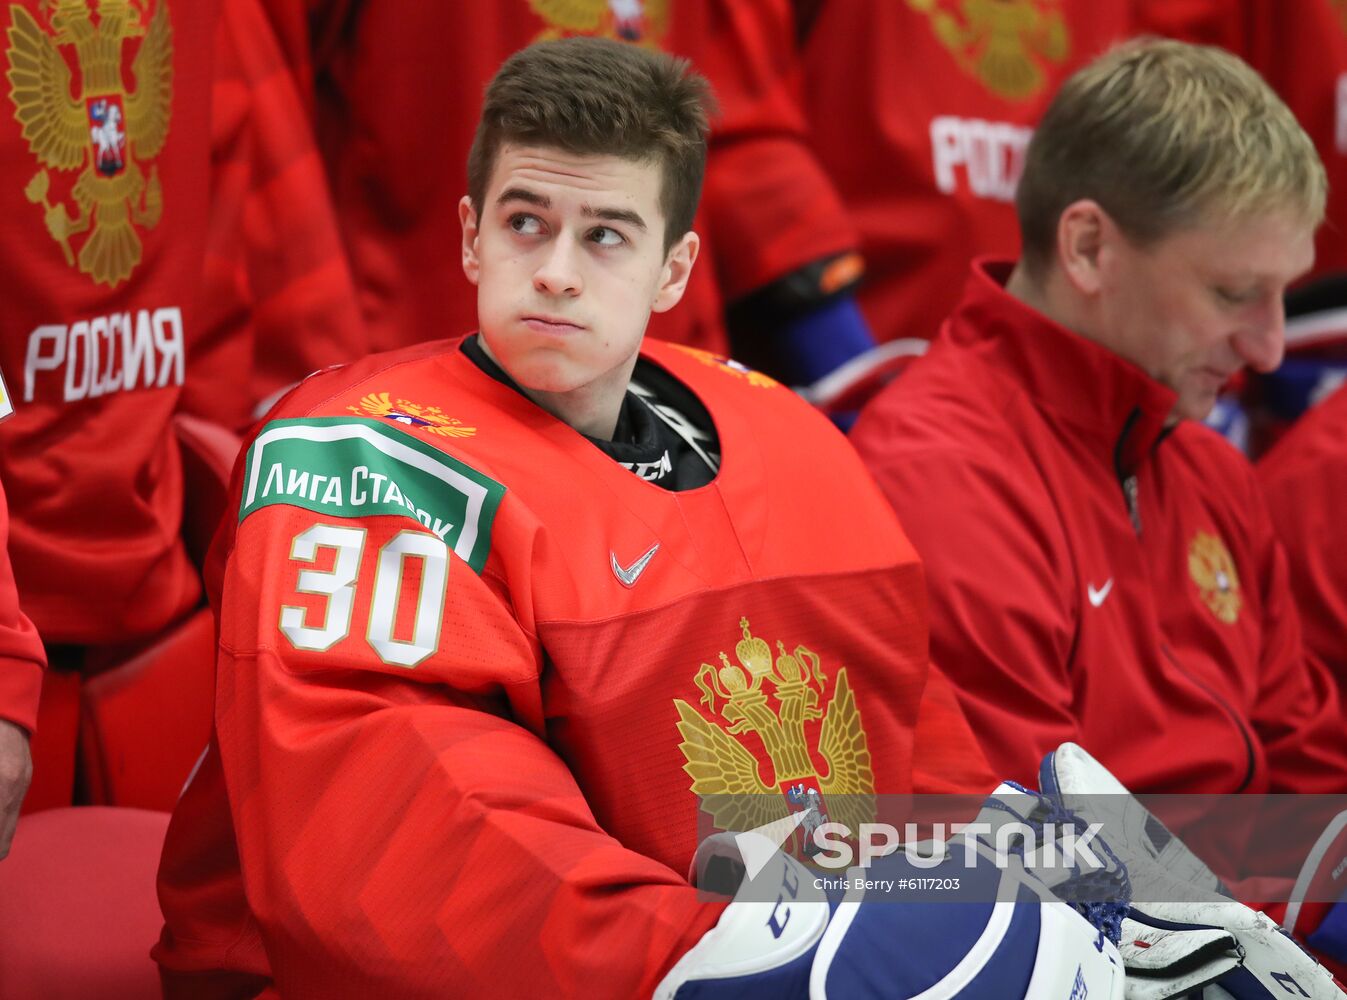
852 260 1347 794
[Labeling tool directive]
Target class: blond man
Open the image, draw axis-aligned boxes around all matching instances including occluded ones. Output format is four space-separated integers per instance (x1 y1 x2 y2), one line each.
854 39 1347 795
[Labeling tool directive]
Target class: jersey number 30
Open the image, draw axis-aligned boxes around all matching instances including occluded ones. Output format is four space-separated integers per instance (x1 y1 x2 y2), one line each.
279 523 448 668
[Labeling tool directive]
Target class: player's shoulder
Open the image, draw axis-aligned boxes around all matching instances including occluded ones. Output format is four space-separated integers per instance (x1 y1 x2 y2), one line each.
1259 382 1347 488
640 340 805 410
1163 419 1273 533
853 339 1022 461
263 338 465 422
638 339 855 452
237 338 508 575
1169 419 1257 484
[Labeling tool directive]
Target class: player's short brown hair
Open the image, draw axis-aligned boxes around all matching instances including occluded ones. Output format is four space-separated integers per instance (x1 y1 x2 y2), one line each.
467 36 713 252
1016 38 1326 274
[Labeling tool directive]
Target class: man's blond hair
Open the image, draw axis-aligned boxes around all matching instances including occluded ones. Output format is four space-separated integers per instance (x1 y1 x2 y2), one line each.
1017 38 1326 272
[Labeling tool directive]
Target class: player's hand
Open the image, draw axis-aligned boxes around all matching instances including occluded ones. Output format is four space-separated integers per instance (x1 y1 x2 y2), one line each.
0 718 33 859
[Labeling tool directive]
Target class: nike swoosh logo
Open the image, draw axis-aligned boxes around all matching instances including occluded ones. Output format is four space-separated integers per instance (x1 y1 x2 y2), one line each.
1087 578 1114 607
611 542 660 588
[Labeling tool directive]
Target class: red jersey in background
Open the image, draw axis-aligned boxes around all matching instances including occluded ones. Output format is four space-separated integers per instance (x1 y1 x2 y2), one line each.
796 1 1135 343
182 0 365 432
0 0 214 646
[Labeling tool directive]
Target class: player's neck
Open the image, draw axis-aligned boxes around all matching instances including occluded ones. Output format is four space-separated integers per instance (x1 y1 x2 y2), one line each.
522 380 627 440
476 337 633 440
1006 260 1097 350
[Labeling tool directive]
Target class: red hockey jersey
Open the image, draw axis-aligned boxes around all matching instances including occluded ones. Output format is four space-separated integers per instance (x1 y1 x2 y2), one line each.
796 0 1136 343
155 338 993 996
181 0 366 432
0 0 212 645
852 261 1347 795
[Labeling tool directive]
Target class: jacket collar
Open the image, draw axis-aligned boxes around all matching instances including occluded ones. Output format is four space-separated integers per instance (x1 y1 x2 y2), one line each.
949 258 1179 474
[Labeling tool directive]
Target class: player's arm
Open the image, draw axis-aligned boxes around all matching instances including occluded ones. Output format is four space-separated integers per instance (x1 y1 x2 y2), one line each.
0 482 46 858
1241 473 1347 793
185 0 365 431
211 421 726 995
1257 396 1347 684
852 430 1082 786
910 661 998 795
701 0 878 394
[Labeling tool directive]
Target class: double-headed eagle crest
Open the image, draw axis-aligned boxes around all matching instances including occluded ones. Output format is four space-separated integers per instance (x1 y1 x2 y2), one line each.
528 0 669 47
906 0 1069 100
348 392 478 439
5 0 172 287
675 618 875 841
670 344 779 389
1188 531 1242 625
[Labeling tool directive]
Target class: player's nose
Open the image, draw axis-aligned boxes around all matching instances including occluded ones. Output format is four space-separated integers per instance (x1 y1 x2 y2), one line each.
533 237 583 297
1233 299 1285 374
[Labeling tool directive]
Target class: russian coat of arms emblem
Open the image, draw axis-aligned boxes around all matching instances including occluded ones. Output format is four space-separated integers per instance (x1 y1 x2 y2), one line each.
5 0 173 287
674 617 876 849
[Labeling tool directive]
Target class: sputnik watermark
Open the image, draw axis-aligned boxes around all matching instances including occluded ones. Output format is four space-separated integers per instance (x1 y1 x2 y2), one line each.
800 821 1108 872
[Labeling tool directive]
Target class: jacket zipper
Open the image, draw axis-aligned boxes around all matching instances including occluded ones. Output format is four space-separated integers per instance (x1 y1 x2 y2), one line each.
1122 475 1141 535
1113 409 1143 535
1160 643 1256 792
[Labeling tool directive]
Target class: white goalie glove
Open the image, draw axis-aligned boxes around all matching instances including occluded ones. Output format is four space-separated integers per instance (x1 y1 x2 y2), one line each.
1037 743 1345 1000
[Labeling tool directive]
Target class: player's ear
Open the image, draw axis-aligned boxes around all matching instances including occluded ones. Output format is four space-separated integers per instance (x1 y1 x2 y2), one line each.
651 230 699 314
460 195 482 286
1058 199 1108 297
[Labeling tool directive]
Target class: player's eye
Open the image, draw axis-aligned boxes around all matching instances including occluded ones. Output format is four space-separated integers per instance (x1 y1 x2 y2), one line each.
509 213 545 236
1214 286 1255 306
588 226 625 247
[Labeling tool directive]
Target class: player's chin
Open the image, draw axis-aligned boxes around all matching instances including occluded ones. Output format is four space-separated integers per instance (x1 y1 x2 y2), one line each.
511 354 598 395
1176 387 1220 424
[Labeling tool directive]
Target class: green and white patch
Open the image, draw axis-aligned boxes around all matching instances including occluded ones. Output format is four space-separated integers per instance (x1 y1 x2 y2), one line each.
240 417 505 574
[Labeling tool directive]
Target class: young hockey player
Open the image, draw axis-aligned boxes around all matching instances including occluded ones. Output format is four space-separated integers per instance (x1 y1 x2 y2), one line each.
153 37 1122 998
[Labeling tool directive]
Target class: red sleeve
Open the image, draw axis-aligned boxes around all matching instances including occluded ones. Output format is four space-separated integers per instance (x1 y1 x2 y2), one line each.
911 661 998 795
699 0 858 301
184 0 366 431
1257 388 1347 687
854 435 1082 788
197 448 723 994
0 485 46 735
1242 461 1347 793
250 0 359 118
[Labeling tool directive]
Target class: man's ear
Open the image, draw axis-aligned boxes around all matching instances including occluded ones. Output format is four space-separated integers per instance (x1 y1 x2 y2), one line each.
651 231 700 314
1056 199 1110 297
459 195 482 286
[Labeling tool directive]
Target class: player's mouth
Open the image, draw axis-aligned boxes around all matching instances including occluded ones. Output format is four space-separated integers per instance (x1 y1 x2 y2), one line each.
1198 365 1238 386
522 314 585 335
